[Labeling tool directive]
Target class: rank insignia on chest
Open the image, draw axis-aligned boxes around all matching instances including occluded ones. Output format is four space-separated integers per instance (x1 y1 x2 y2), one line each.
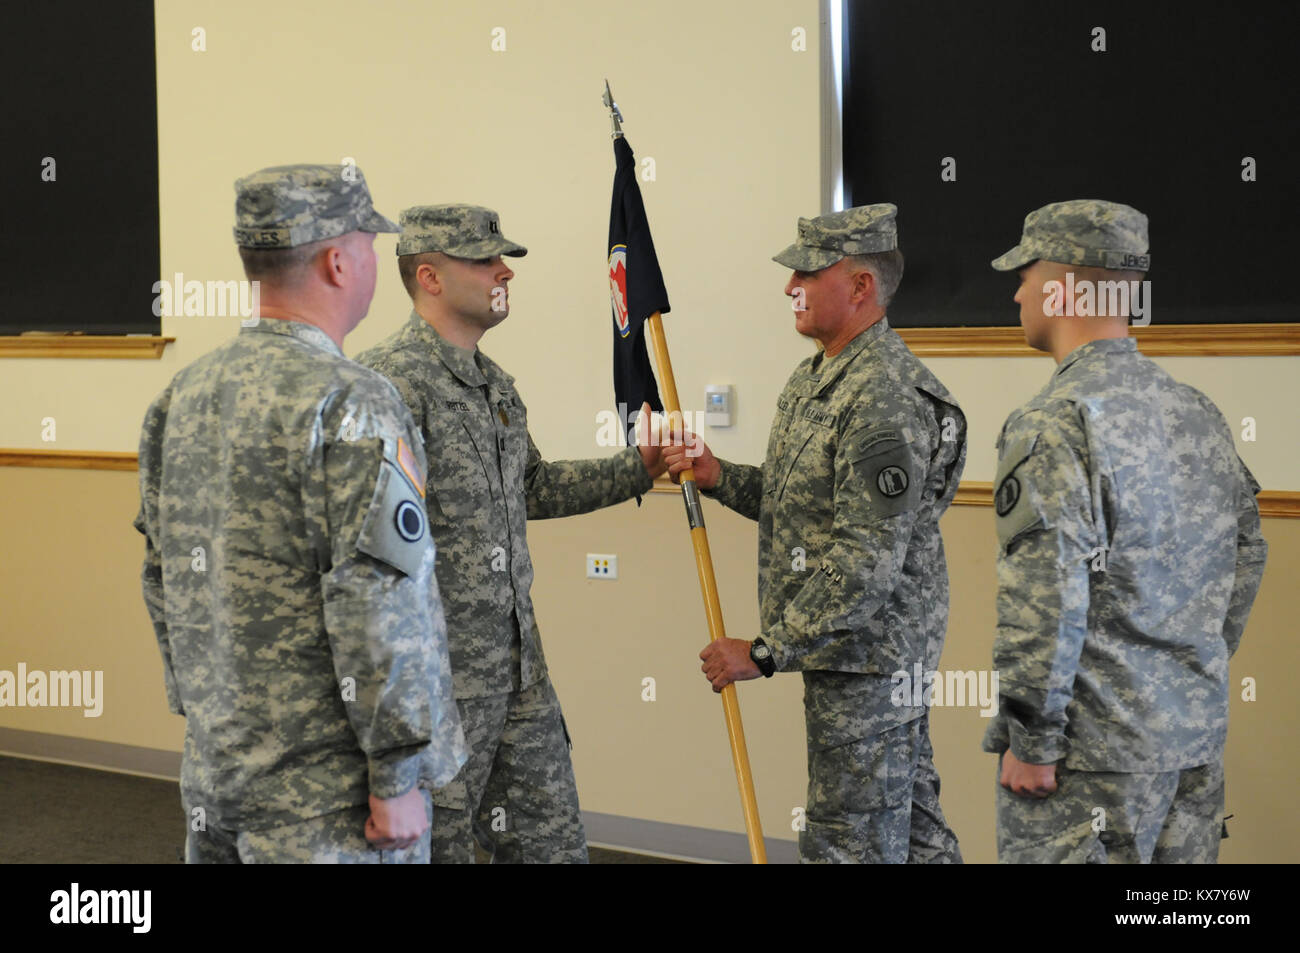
498 407 509 426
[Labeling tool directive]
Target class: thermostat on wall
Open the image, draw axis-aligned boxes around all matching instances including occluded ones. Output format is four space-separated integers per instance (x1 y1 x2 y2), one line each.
705 385 733 427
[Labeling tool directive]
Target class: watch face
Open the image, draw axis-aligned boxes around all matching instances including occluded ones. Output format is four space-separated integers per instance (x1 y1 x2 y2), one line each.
753 645 771 660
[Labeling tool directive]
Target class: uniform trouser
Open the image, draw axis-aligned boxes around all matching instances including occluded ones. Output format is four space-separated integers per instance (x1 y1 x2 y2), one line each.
801 713 962 864
184 789 432 864
995 757 1225 863
430 675 587 864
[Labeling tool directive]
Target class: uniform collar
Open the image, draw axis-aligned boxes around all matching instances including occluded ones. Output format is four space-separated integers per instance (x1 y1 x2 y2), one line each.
406 311 487 388
1054 336 1138 378
240 317 343 358
802 315 891 396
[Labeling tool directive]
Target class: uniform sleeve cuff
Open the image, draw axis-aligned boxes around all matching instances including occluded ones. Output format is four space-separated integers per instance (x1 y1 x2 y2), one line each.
623 445 654 495
760 622 792 672
980 715 1010 754
702 458 731 501
367 751 422 799
1006 717 1067 765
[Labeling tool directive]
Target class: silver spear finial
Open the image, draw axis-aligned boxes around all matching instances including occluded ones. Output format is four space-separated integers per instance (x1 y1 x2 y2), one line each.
602 79 624 139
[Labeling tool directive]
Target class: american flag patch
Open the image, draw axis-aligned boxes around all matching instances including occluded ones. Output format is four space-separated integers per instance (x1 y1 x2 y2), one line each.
396 437 425 497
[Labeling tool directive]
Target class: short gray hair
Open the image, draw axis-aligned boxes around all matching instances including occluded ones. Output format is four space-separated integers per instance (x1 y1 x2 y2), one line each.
845 250 905 308
237 237 329 286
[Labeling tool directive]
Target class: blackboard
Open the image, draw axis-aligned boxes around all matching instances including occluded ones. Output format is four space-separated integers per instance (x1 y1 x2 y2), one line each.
2 1 160 335
843 0 1299 327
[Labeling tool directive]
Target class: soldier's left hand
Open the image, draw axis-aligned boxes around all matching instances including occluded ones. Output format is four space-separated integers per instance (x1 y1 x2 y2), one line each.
700 637 761 693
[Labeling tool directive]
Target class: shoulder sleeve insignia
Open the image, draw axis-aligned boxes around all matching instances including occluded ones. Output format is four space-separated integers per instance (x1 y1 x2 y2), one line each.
993 434 1041 550
847 427 922 518
357 458 432 579
876 465 909 498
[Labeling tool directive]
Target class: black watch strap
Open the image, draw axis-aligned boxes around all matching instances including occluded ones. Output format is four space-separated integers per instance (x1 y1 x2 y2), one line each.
750 638 776 678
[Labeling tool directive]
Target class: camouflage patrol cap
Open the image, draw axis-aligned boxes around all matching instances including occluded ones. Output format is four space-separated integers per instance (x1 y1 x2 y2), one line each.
992 199 1150 272
395 205 528 258
233 163 399 248
772 204 898 271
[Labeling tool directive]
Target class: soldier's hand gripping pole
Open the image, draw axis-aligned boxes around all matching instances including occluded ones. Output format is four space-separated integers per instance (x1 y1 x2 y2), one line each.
644 312 768 864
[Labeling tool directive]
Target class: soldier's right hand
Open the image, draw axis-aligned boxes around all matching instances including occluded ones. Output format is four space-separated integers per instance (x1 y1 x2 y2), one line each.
364 788 430 850
662 426 719 489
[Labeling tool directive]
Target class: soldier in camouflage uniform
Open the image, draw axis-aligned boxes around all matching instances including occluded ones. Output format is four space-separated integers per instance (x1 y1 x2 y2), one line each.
356 205 666 864
983 199 1269 863
663 206 967 863
134 165 465 864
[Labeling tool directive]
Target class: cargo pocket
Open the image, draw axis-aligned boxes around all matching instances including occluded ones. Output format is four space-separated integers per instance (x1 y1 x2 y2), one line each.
809 721 916 816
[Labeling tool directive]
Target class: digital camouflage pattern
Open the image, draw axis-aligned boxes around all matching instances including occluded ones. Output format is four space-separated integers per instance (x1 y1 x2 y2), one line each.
804 714 961 864
186 790 435 864
395 204 528 258
357 312 652 862
232 163 398 249
772 203 898 272
995 760 1225 864
991 199 1151 273
430 678 586 864
356 312 653 699
134 318 466 833
706 316 967 862
982 338 1267 773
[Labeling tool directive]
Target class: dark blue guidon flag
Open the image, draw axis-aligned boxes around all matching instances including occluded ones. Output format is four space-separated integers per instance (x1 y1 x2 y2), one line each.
608 135 668 439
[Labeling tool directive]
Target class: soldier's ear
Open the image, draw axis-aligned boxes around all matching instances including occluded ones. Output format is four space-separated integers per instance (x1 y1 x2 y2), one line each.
317 245 343 286
417 262 442 297
851 266 875 305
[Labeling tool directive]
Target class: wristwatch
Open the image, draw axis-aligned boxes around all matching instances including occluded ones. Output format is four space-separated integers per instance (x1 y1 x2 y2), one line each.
750 638 776 678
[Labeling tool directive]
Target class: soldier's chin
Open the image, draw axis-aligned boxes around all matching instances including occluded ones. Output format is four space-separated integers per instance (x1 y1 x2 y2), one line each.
1022 322 1051 353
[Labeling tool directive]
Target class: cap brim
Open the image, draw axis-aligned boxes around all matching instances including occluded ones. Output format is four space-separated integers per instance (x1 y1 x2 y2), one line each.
772 243 842 271
446 239 528 258
360 208 401 234
991 244 1036 272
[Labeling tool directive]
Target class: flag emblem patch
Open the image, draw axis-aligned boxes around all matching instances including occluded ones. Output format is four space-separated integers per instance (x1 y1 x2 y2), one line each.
396 437 426 498
608 244 630 338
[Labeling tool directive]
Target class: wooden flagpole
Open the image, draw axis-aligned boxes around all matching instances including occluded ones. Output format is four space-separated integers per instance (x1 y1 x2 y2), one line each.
644 313 767 864
603 81 765 862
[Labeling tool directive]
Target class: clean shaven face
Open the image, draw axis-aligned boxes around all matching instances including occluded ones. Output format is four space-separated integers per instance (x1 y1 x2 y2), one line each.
441 254 515 331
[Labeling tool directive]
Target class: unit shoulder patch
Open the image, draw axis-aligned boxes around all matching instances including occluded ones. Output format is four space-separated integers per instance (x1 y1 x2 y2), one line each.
993 434 1042 551
357 453 431 579
849 427 921 518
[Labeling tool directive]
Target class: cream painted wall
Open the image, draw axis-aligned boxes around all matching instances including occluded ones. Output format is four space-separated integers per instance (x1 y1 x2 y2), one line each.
924 355 1298 489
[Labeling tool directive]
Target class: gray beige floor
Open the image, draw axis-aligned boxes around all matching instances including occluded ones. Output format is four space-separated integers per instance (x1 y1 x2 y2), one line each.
0 755 684 864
